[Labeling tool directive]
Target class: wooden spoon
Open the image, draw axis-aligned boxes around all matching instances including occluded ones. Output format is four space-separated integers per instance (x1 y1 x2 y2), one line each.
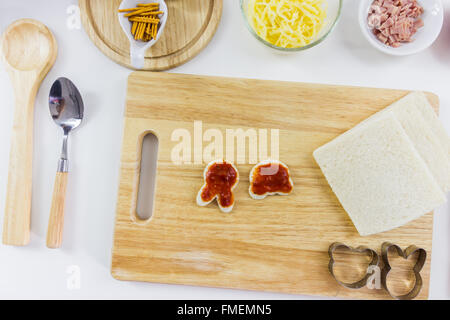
1 19 57 246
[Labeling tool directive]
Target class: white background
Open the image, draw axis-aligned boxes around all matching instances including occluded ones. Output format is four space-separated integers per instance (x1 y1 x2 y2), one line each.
0 0 449 299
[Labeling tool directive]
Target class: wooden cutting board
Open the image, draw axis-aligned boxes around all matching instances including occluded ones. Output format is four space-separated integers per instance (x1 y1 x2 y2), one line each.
79 0 222 71
112 72 438 299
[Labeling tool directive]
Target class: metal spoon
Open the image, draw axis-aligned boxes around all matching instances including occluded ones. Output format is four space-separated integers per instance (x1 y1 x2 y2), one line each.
46 77 84 249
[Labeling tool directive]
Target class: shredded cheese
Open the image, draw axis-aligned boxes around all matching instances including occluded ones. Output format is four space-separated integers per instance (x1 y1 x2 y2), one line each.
247 0 327 48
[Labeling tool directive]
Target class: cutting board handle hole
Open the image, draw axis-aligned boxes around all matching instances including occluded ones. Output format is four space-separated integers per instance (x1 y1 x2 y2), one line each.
136 132 159 221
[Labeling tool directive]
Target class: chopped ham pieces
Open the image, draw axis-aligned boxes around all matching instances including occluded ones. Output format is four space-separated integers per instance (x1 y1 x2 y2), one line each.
367 0 424 48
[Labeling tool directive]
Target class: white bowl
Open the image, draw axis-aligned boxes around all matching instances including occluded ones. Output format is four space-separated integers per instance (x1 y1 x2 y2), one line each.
358 0 443 56
118 0 168 69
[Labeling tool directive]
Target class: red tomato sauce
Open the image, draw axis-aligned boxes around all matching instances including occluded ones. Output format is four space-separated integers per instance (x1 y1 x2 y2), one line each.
201 162 238 208
251 162 292 196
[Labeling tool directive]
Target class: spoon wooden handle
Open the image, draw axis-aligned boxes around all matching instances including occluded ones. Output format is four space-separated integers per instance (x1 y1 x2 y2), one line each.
46 172 68 249
2 83 38 246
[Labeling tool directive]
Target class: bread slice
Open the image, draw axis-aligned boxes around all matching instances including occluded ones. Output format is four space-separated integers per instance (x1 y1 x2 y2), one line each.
406 92 450 161
373 92 450 192
313 112 446 236
248 160 294 200
196 160 239 213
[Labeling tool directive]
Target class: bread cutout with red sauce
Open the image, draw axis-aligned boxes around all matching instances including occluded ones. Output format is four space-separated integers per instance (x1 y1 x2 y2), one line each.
197 160 239 213
249 160 293 200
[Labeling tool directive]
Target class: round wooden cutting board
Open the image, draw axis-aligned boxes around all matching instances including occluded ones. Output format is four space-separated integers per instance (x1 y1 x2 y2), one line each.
79 0 223 71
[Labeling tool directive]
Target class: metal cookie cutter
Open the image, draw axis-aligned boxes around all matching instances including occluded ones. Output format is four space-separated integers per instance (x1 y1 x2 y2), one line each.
328 242 379 289
381 242 427 300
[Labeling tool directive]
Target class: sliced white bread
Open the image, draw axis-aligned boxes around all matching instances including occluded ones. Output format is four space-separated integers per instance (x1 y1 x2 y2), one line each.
313 112 446 236
248 159 294 200
196 160 239 213
406 91 450 161
373 92 450 192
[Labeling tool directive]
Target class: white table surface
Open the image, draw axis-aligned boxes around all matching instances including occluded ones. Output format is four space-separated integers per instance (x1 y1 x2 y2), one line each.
0 0 449 300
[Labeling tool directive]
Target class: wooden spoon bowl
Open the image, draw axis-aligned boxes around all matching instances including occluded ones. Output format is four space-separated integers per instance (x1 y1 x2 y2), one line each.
2 19 56 73
1 19 57 246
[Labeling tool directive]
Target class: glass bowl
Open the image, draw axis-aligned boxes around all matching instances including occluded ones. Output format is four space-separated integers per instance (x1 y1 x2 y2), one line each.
240 0 343 52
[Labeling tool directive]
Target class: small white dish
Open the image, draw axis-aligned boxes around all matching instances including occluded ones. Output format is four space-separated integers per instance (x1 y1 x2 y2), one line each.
358 0 443 56
118 0 168 69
